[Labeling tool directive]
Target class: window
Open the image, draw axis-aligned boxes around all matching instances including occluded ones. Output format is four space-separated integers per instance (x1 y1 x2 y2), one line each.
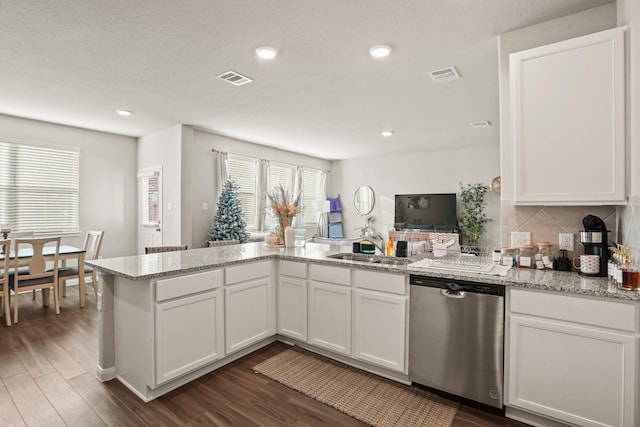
268 162 294 230
227 154 257 228
303 168 323 226
0 139 79 233
139 170 160 225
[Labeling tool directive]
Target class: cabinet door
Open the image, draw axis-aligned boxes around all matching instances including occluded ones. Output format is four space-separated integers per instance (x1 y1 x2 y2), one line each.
278 275 307 341
508 315 636 427
308 280 351 355
354 289 406 372
510 27 625 205
154 289 224 386
225 277 272 354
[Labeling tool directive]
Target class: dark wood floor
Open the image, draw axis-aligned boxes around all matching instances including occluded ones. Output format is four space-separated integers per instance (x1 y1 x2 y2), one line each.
0 290 529 426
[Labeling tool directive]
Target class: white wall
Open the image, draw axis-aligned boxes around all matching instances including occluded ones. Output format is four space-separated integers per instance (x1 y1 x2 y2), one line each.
137 125 183 247
330 145 501 249
186 127 332 248
0 113 138 258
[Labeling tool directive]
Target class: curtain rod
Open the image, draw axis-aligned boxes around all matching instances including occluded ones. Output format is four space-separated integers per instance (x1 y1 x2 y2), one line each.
212 147 330 173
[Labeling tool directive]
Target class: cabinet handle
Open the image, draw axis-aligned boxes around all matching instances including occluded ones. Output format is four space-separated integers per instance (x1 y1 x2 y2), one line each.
441 289 466 299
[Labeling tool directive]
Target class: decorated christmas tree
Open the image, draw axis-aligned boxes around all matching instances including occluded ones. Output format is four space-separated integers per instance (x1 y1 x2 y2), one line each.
208 180 249 243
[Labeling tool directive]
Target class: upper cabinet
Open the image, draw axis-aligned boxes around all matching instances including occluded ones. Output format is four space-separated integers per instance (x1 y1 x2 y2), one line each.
510 27 626 205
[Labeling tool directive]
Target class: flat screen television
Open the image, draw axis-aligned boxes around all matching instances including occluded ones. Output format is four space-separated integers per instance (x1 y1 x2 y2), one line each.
394 193 457 232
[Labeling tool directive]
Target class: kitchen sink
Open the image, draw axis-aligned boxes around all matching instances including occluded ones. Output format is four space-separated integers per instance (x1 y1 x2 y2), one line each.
327 253 412 266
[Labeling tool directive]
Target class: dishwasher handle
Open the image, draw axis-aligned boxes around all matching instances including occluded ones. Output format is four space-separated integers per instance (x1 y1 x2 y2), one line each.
441 289 466 298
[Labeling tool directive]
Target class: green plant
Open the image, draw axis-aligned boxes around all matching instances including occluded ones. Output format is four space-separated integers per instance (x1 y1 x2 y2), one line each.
458 182 490 246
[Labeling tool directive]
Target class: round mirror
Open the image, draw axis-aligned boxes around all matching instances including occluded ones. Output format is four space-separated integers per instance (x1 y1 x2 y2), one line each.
353 186 375 216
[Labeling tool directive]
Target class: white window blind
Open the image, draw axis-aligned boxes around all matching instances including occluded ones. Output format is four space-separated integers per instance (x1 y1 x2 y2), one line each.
140 175 159 225
0 140 79 233
303 168 322 226
269 162 294 190
267 162 294 230
227 154 256 228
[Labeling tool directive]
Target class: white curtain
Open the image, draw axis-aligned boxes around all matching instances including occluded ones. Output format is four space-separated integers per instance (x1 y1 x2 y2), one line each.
216 151 229 197
255 158 269 231
291 165 304 228
317 169 329 237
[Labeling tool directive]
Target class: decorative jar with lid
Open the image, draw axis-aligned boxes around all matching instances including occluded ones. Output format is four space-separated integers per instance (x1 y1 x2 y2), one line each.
535 242 554 269
500 247 518 267
517 245 536 268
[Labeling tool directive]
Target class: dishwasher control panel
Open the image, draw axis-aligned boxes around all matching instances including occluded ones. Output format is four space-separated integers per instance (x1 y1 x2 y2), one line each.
409 275 505 296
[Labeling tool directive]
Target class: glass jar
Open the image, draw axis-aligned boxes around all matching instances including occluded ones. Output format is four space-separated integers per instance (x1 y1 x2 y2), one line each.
517 245 535 268
500 247 518 267
535 242 554 269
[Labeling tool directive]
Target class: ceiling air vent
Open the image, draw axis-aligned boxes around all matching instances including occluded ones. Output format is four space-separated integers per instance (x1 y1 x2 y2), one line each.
470 121 491 128
217 70 253 86
428 66 460 83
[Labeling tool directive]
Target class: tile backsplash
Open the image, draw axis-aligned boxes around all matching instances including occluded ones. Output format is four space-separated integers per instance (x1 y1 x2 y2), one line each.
501 201 618 260
619 196 640 249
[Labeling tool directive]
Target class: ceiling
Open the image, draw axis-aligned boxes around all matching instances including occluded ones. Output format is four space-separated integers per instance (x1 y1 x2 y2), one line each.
0 0 614 160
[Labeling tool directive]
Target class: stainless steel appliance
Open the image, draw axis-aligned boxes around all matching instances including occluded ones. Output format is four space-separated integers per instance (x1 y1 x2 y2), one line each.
409 275 505 409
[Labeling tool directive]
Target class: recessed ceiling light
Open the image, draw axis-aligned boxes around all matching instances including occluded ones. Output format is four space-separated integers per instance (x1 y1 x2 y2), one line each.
256 46 278 60
369 45 391 58
116 109 132 117
381 130 394 137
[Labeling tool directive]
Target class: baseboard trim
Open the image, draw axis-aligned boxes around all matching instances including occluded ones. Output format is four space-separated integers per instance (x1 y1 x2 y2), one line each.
97 365 116 382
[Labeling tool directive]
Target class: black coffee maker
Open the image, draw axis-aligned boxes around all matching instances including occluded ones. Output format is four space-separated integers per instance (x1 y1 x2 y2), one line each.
579 214 610 277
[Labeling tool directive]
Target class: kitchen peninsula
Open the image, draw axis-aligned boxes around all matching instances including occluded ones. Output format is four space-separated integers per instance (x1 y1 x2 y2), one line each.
88 242 640 427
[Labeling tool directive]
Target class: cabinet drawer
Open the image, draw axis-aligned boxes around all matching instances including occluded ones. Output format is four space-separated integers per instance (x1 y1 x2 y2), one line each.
156 270 223 302
510 289 637 332
354 270 406 295
225 261 271 285
309 264 351 286
280 260 307 278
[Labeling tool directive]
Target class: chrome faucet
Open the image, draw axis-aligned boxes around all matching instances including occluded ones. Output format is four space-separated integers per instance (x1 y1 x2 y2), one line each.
357 217 386 255
367 233 386 255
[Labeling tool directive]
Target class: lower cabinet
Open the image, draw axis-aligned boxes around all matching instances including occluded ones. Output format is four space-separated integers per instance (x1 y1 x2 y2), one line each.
224 261 274 355
155 289 224 385
277 260 308 341
353 270 407 373
507 289 638 427
354 289 406 372
153 269 224 387
308 264 352 355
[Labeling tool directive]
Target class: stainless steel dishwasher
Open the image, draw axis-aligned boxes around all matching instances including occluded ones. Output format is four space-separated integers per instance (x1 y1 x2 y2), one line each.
409 275 505 409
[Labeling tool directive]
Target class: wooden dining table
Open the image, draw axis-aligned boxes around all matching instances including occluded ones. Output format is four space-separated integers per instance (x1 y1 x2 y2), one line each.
2 245 88 308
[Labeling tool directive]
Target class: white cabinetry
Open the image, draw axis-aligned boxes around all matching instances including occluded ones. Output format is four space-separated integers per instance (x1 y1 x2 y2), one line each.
153 270 224 387
353 270 407 373
277 260 308 341
510 27 625 205
507 289 638 427
308 264 352 355
224 261 274 355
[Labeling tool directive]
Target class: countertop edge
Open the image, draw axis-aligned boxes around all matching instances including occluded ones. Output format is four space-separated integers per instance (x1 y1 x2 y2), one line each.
86 244 640 302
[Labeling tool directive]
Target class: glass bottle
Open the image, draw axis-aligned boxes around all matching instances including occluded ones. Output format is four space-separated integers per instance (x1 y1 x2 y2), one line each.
386 235 394 256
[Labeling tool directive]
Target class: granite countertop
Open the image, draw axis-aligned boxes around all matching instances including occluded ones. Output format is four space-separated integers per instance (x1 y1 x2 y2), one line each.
87 242 640 302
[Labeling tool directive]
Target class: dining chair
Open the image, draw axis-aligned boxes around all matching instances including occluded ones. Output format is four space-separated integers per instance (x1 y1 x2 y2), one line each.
9 237 61 324
145 245 188 254
59 230 104 299
0 239 11 326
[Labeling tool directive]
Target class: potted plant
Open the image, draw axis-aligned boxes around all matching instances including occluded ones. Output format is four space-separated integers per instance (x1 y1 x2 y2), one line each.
458 182 490 247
